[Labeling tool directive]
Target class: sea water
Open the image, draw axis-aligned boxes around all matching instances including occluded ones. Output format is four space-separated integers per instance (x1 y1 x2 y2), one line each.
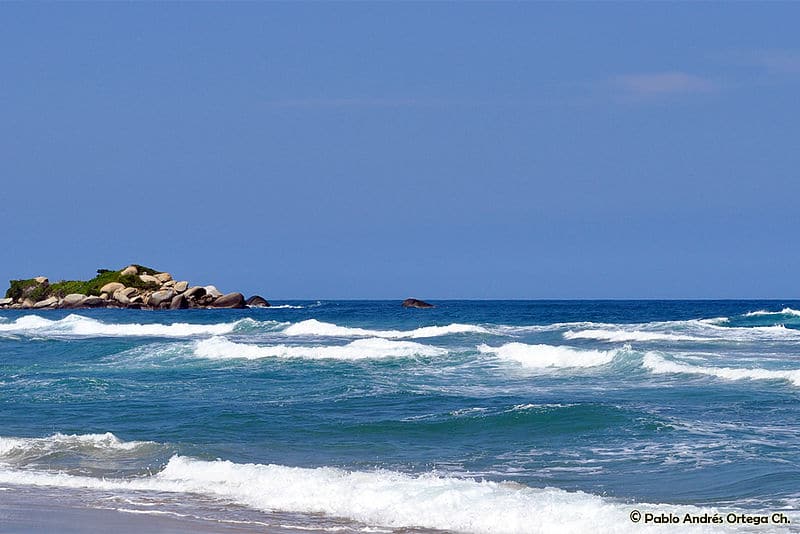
0 301 798 533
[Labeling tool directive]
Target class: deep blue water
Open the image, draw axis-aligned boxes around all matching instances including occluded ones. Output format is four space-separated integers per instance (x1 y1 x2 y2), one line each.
1 301 799 532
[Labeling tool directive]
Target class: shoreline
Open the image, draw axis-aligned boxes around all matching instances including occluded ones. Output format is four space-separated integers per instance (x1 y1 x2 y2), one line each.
0 484 398 534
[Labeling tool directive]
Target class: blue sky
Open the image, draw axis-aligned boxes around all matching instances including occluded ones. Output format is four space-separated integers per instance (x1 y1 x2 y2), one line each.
1 4 798 299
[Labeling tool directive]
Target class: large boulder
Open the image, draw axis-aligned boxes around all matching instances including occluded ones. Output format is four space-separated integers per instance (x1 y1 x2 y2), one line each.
33 296 58 309
169 293 188 310
0 297 13 306
33 276 49 284
100 282 125 294
120 265 138 276
62 294 87 308
83 296 106 307
148 289 176 307
173 281 189 293
246 295 270 307
204 285 223 299
113 287 138 305
119 287 138 298
183 286 206 300
21 298 36 309
211 292 246 309
139 274 160 285
402 298 434 309
154 272 173 283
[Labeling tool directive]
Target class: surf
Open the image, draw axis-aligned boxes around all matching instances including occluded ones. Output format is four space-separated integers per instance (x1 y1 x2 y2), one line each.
193 336 446 360
478 342 620 368
0 432 753 534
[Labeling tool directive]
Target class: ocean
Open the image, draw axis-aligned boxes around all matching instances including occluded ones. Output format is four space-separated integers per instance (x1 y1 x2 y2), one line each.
0 301 798 533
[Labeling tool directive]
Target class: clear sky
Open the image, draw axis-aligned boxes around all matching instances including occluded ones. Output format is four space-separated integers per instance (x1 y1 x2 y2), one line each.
1 3 798 299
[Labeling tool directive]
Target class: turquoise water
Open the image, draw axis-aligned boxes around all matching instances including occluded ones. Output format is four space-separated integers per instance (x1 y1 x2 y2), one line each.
1 301 799 532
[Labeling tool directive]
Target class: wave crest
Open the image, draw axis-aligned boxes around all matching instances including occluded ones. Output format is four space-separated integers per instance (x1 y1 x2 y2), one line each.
0 443 749 533
194 336 446 360
0 314 267 338
642 353 800 387
564 329 704 342
283 319 488 339
743 307 800 317
478 343 618 368
0 432 154 458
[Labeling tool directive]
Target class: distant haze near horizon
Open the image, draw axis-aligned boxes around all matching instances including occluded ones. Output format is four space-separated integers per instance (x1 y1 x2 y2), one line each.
1 4 798 299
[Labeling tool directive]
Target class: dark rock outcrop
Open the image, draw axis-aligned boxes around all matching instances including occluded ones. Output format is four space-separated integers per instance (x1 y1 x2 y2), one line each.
211 292 246 309
246 295 270 307
82 296 107 307
402 298 434 309
148 289 176 307
169 293 188 310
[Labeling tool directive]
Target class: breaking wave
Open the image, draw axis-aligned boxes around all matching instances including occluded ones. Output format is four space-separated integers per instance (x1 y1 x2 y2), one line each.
0 432 153 457
282 319 489 339
743 308 800 317
642 353 800 387
0 432 752 534
563 329 705 343
0 314 264 338
477 343 618 368
193 336 446 360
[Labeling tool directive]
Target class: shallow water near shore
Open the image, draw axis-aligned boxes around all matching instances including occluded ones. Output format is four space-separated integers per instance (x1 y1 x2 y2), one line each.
1 301 799 533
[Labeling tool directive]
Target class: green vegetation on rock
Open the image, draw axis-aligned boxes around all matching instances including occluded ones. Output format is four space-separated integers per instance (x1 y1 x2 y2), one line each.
5 266 162 300
5 279 47 301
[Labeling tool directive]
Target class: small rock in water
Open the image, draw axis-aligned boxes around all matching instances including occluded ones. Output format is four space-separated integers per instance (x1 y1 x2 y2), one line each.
402 298 434 309
246 295 270 307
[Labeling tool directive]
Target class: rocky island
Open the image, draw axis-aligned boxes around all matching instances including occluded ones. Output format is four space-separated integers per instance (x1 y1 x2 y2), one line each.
0 265 270 310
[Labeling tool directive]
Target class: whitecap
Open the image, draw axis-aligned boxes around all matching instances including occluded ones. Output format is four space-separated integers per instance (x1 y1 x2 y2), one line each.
283 319 489 339
0 432 154 457
743 307 800 317
642 353 800 387
477 343 618 368
564 329 705 342
0 450 753 534
193 336 446 360
0 314 261 338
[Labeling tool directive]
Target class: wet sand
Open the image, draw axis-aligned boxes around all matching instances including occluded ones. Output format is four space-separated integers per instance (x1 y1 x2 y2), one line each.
0 485 288 533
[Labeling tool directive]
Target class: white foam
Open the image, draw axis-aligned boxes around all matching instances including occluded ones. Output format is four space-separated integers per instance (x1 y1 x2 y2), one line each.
564 329 704 342
283 319 489 339
744 307 800 317
0 453 753 533
642 353 800 387
0 314 252 338
0 432 152 457
564 320 800 343
511 403 575 411
194 336 446 360
478 343 616 368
